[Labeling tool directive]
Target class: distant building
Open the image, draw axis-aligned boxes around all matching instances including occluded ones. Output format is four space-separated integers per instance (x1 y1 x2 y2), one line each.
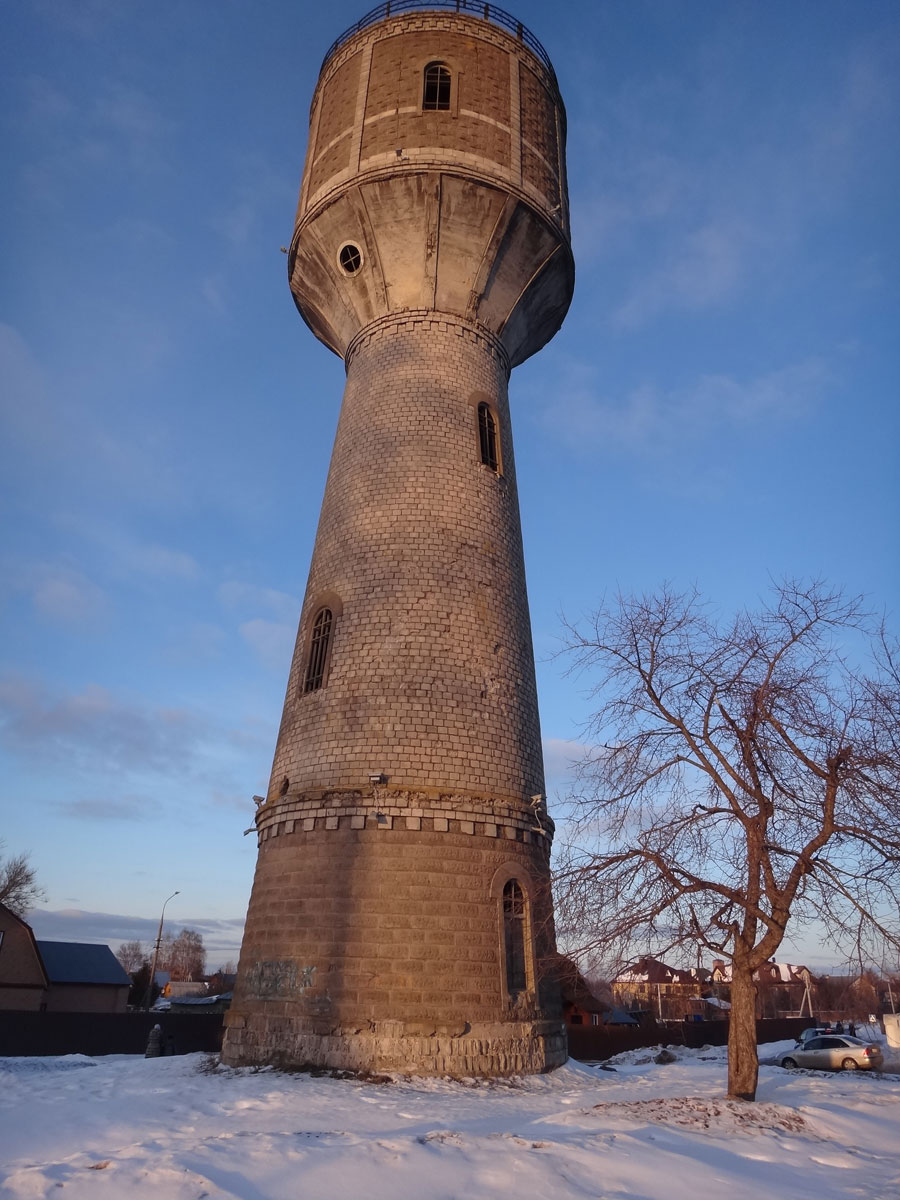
164 980 208 998
0 903 130 1013
612 956 715 1022
554 956 610 1028
0 903 48 1010
710 957 813 1017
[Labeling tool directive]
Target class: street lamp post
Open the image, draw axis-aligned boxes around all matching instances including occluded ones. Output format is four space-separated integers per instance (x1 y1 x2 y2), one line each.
143 890 180 1009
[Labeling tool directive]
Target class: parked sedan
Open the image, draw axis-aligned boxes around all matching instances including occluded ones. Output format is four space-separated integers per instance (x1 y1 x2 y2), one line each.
780 1035 883 1072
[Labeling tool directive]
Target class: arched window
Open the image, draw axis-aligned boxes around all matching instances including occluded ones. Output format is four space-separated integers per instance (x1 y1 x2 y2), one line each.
478 402 499 472
303 607 333 693
423 62 451 111
502 879 527 999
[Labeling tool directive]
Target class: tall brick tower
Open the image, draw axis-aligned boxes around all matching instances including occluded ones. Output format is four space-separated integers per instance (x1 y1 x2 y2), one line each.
223 1 574 1077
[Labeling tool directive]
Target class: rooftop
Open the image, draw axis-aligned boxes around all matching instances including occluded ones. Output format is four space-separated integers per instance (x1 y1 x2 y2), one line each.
36 941 131 987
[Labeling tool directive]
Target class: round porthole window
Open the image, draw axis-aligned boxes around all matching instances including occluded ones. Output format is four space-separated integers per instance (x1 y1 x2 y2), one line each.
338 243 363 274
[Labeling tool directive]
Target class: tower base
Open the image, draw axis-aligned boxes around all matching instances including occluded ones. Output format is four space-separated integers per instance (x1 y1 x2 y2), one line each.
221 1014 567 1077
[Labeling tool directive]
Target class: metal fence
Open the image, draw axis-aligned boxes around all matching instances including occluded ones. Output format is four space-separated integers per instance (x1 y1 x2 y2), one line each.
566 1015 814 1063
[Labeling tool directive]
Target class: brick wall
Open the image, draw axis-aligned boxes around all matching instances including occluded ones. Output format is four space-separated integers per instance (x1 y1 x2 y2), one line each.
304 13 564 230
269 315 542 798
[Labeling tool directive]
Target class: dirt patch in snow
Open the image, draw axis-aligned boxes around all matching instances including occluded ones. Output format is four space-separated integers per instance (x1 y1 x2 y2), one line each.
591 1096 812 1134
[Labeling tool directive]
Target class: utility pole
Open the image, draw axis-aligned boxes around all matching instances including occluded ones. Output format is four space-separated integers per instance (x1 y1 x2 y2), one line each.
143 890 179 1009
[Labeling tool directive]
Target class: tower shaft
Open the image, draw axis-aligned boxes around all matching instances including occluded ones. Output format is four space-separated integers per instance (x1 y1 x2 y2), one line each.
273 315 541 797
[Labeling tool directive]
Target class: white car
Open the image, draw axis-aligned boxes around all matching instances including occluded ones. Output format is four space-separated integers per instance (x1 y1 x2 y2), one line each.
780 1035 883 1072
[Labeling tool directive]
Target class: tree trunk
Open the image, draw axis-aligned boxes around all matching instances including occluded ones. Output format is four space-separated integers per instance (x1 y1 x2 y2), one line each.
727 964 759 1101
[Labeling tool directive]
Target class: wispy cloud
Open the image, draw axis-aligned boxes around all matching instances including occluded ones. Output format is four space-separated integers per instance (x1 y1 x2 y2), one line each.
612 219 750 330
31 0 138 41
211 151 292 250
219 581 299 668
0 673 269 791
25 907 245 964
537 357 829 461
121 542 199 580
218 581 299 623
19 72 174 205
13 561 109 625
56 793 163 822
0 323 183 508
239 618 296 671
162 622 228 666
543 737 590 795
570 34 898 329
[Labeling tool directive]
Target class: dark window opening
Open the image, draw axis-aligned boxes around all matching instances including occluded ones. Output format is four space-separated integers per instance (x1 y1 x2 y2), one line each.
570 1014 583 1025
338 243 362 274
478 402 499 471
304 607 333 693
423 62 451 111
503 879 527 999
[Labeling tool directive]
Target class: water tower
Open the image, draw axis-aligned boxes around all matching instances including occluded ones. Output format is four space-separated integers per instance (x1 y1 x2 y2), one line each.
223 0 574 1076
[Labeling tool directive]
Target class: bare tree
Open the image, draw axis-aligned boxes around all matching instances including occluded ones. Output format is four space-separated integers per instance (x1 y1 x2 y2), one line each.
158 928 206 981
0 842 46 917
116 940 147 975
555 581 900 1100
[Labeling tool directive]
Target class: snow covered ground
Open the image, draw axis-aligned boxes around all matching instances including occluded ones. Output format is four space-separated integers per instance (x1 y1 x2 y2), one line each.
1 1040 898 1199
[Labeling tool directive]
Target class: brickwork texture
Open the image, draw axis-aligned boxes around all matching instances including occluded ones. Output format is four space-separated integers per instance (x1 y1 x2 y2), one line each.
223 7 574 1078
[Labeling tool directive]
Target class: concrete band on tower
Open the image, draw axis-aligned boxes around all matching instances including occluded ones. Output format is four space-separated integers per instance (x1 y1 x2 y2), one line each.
222 2 574 1077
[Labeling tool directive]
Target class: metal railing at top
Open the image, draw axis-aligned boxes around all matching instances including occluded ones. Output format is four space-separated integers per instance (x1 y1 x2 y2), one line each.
320 0 557 82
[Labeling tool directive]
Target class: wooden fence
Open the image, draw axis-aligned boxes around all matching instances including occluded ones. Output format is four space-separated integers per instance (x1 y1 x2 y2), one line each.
1 1011 814 1062
0 1010 224 1058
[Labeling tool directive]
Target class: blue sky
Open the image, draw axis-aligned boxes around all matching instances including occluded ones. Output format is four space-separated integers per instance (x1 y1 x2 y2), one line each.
1 0 897 970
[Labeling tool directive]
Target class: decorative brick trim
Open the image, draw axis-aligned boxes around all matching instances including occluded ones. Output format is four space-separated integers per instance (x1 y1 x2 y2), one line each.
345 308 510 375
254 785 554 848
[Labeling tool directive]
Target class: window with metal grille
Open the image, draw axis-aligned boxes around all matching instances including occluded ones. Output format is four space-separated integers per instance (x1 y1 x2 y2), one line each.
303 607 333 693
502 879 527 998
423 62 451 111
338 243 362 274
478 402 499 471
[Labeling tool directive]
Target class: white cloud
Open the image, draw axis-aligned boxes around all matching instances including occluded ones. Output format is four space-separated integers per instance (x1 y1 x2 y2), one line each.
219 581 299 624
239 618 297 671
210 151 292 250
543 737 590 793
27 563 108 624
201 273 229 314
0 323 59 454
56 794 162 822
25 907 245 964
569 36 898 330
538 358 828 460
612 220 749 330
162 622 227 666
121 542 200 581
0 673 268 790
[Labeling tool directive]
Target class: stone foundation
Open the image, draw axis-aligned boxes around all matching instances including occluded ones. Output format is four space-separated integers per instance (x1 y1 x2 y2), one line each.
222 1013 567 1077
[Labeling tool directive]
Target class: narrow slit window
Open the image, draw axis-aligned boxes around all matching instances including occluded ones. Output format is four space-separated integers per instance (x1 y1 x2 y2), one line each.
502 879 527 999
478 402 499 471
303 607 333 693
423 62 451 111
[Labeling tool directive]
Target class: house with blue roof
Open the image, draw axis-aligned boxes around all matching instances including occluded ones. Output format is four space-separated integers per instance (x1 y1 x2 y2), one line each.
0 903 130 1012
